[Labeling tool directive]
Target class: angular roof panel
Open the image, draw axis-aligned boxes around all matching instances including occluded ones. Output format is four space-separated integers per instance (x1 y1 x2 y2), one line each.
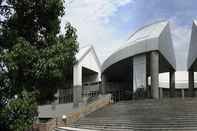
187 20 197 70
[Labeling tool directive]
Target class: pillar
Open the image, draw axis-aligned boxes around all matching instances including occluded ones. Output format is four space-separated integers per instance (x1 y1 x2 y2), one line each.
73 85 82 107
73 65 82 107
128 62 133 99
150 51 159 99
181 89 185 99
101 74 107 95
159 88 163 98
170 70 175 97
188 70 194 97
54 90 60 104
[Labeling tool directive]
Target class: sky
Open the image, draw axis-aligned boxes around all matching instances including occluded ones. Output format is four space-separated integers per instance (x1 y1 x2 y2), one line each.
61 0 197 71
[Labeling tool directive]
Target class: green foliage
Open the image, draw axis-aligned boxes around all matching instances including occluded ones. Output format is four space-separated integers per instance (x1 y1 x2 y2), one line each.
0 0 78 130
1 24 78 104
0 91 37 131
1 0 65 48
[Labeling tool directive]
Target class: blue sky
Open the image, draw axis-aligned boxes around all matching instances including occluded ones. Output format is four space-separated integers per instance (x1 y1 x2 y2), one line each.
109 0 197 32
62 0 197 70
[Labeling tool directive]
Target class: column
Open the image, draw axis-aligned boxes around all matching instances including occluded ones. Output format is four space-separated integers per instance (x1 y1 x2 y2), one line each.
181 89 185 99
159 88 163 98
101 74 107 95
54 89 60 104
188 70 194 97
73 65 82 107
128 62 133 99
170 70 175 97
73 85 82 107
150 51 159 99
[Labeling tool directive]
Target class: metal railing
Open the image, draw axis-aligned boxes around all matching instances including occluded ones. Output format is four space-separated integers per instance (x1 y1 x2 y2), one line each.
82 82 101 97
58 88 73 104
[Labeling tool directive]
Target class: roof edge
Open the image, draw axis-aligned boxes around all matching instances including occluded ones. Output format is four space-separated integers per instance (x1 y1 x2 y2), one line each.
76 46 92 63
77 45 101 70
127 20 169 41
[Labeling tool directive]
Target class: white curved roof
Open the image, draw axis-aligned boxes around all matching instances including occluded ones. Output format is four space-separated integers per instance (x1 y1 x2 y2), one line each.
127 21 168 44
102 21 176 72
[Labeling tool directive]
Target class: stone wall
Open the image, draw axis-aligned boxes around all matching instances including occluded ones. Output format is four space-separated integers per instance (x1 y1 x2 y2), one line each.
32 118 65 131
66 94 112 125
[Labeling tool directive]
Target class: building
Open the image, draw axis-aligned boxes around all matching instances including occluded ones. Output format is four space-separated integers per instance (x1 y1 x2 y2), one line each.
101 21 176 100
38 45 101 118
37 20 197 130
187 20 197 97
73 45 101 106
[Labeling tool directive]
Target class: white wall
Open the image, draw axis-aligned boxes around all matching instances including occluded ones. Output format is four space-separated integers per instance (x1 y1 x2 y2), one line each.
73 63 82 86
73 48 101 86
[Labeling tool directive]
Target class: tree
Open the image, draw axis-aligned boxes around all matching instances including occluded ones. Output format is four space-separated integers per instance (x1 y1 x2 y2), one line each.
0 0 78 130
0 91 37 131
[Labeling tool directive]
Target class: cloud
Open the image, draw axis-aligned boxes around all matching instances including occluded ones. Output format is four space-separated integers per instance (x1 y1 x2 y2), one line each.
61 0 133 62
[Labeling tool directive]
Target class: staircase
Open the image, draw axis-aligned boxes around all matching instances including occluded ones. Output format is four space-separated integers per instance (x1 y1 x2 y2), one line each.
71 98 197 130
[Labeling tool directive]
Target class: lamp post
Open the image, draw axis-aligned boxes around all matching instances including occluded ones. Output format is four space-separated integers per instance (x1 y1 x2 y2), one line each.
62 115 67 126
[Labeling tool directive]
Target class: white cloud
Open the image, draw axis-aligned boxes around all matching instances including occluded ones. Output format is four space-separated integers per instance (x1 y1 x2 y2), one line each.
61 0 133 63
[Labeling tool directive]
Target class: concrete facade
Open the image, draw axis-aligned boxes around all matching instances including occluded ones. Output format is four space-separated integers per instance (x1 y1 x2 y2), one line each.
38 46 102 120
188 21 197 70
73 46 101 106
187 20 197 97
102 21 176 99
39 45 101 115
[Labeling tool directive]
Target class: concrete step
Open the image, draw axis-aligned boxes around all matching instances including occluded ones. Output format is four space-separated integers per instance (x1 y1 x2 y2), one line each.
71 98 197 130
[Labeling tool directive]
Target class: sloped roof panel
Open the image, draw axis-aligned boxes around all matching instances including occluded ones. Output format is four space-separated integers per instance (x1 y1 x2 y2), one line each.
187 21 197 70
